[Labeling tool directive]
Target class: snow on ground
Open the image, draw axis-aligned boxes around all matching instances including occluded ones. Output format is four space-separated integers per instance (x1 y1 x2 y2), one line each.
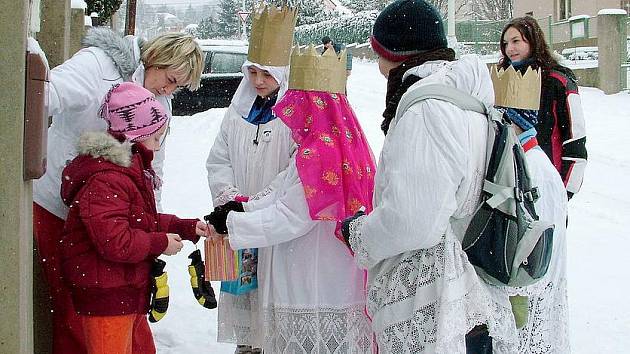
156 60 630 353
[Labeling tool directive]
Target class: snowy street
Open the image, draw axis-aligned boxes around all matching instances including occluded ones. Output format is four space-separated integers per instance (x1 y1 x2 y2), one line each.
156 59 630 353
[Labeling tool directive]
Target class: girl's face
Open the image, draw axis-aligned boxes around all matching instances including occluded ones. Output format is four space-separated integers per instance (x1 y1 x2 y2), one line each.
503 26 532 63
138 123 168 152
378 56 400 79
144 66 183 96
247 66 279 98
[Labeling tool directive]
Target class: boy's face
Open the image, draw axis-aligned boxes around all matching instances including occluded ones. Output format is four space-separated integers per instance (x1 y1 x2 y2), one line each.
247 66 280 98
138 123 168 152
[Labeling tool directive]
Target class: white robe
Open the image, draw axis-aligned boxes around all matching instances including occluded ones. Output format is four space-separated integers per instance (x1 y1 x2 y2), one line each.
502 146 570 353
206 62 295 347
226 160 374 353
347 55 518 353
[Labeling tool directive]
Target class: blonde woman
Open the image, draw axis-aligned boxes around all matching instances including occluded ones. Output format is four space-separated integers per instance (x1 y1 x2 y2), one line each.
33 28 203 354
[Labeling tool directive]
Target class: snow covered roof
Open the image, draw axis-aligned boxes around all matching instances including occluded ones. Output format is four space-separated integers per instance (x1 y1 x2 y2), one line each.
71 0 87 9
568 15 590 21
597 9 627 15
196 39 248 47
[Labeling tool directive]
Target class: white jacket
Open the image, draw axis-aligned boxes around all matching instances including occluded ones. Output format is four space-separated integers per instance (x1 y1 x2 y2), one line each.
226 160 374 353
34 29 171 219
348 55 518 353
505 144 570 353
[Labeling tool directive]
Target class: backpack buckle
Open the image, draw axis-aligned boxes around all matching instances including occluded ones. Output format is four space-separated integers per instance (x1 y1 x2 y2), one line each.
514 187 523 202
523 187 539 202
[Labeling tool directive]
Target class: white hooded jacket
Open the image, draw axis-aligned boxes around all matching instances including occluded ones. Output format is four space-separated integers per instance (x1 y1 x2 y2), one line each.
348 55 518 353
33 28 171 219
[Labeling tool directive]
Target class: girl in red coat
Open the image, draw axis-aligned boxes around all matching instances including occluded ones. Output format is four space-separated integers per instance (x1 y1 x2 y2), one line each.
59 82 209 354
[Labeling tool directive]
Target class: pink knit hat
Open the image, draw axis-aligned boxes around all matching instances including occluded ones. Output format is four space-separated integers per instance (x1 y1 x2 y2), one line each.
99 82 169 143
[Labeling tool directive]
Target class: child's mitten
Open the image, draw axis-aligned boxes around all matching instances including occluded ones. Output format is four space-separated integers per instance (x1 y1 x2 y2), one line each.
148 258 169 322
188 249 217 309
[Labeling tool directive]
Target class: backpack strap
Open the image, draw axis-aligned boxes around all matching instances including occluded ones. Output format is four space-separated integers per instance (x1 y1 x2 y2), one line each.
394 83 490 125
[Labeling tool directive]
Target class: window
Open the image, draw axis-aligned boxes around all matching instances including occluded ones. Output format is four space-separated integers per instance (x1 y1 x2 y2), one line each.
558 0 572 20
210 52 248 74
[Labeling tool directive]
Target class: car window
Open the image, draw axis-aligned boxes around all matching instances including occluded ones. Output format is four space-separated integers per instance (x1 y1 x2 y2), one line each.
211 52 247 74
203 53 213 74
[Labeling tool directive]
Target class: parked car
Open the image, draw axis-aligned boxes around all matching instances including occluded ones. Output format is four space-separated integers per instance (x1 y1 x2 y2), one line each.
172 42 248 116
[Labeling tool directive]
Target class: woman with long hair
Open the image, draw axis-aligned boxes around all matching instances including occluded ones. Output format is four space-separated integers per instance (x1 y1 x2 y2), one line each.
499 16 587 200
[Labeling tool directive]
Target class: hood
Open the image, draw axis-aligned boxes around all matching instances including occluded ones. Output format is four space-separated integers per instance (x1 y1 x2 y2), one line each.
61 132 138 206
404 54 495 108
82 27 139 81
230 61 290 118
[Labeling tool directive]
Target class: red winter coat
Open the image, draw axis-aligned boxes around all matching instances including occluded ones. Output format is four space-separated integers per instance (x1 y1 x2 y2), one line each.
60 132 200 316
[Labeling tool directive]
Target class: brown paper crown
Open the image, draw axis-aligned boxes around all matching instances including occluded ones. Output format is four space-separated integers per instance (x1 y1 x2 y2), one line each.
247 3 297 66
491 65 542 110
288 45 347 94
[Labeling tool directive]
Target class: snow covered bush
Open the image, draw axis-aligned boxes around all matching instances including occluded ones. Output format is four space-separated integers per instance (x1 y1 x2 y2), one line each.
294 10 377 46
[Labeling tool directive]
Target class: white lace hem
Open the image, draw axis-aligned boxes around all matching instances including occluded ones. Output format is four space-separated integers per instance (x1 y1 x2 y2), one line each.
367 237 519 353
262 304 375 354
217 290 263 346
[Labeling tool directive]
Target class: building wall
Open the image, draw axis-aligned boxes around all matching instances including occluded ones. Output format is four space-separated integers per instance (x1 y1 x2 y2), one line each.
0 0 34 353
514 0 555 19
514 0 624 20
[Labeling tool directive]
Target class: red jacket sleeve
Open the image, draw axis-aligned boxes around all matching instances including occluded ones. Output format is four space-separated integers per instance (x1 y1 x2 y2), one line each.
78 173 169 263
158 214 201 244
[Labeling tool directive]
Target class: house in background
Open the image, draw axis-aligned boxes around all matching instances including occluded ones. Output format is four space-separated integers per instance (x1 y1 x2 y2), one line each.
514 0 629 21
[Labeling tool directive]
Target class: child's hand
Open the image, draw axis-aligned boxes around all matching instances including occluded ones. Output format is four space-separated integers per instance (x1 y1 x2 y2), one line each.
196 221 210 237
163 233 183 255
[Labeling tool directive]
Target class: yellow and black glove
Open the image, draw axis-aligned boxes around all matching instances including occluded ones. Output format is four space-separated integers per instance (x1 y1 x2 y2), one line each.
188 249 217 309
148 258 169 323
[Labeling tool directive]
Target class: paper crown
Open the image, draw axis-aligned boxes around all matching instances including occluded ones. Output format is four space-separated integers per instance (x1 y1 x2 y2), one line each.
247 3 297 66
288 45 347 94
490 65 542 110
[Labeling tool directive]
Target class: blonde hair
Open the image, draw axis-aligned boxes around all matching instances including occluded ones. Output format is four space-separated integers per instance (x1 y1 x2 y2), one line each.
141 32 204 90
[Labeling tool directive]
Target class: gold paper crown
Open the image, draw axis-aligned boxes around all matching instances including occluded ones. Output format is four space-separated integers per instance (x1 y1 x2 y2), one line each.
490 65 542 110
247 3 297 66
288 45 347 94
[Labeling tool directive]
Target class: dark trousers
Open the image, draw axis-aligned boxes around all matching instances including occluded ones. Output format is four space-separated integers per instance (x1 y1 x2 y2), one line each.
465 325 493 354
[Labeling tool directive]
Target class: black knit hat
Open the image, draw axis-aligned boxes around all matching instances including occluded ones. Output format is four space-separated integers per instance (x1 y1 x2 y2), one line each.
371 0 447 62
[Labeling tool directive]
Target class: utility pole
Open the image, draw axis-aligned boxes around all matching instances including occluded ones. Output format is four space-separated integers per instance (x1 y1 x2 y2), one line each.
447 0 458 55
241 0 247 41
125 0 138 35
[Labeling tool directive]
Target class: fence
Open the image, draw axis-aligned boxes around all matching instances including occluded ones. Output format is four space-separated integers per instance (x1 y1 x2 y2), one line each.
623 16 630 90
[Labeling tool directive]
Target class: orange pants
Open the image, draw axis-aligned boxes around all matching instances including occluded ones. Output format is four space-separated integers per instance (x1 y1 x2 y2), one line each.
33 203 86 354
82 314 156 354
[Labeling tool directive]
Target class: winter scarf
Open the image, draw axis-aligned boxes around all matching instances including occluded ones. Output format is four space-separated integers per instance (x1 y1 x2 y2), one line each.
245 92 279 125
381 47 456 134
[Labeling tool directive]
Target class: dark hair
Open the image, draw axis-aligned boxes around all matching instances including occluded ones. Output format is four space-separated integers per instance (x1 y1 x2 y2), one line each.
499 16 559 71
321 36 332 45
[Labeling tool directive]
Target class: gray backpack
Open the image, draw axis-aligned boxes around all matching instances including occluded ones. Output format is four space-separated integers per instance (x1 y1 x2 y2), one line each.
395 83 554 287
